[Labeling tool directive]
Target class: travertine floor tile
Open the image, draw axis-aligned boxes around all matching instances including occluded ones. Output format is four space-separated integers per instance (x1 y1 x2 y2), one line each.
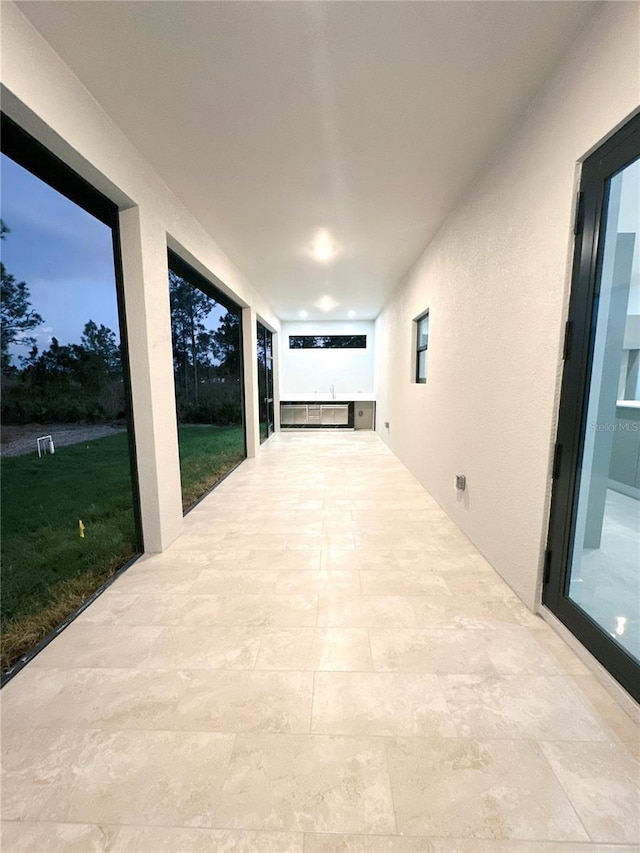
74 592 140 624
253 627 375 673
441 674 609 740
27 623 163 669
100 563 202 595
567 674 640 744
1 728 235 827
118 592 221 626
190 569 281 594
307 628 373 671
178 670 314 733
1 822 117 853
167 533 229 551
276 570 361 596
409 593 540 629
265 521 325 535
215 733 396 834
529 626 591 675
248 549 323 571
217 533 290 551
287 534 356 551
147 625 261 669
1 666 186 731
215 594 318 627
540 741 640 843
111 826 304 852
322 550 432 572
370 628 497 674
2 432 637 853
303 835 638 852
143 549 253 569
385 737 588 840
359 570 449 595
354 533 430 551
311 672 456 736
184 518 265 535
317 595 418 628
441 571 520 601
255 628 317 669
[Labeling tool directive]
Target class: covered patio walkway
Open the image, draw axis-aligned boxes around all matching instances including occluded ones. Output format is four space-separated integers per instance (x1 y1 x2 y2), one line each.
2 432 638 852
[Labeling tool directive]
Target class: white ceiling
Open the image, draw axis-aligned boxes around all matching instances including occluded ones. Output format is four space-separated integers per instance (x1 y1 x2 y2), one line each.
17 1 597 321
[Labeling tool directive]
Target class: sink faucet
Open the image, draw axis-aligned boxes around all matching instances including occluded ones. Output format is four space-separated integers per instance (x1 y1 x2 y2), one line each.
330 384 335 399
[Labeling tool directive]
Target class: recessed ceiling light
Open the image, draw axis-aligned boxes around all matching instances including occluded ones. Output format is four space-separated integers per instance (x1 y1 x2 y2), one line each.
347 310 356 319
313 244 334 262
299 310 308 319
311 229 337 263
316 295 338 312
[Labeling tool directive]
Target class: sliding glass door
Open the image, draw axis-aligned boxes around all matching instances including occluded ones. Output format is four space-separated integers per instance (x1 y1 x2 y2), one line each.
544 114 639 701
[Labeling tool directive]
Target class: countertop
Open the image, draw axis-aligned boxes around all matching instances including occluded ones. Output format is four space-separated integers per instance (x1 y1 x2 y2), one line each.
281 394 376 402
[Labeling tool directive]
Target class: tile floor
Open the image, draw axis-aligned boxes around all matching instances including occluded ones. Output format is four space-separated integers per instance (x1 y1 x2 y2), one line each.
1 432 639 852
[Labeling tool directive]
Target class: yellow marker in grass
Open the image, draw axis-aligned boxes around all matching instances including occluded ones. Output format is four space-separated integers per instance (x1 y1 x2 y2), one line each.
79 520 86 539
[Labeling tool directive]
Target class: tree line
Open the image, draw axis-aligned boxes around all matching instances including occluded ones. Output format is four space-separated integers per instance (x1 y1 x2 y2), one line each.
169 270 242 426
1 222 242 425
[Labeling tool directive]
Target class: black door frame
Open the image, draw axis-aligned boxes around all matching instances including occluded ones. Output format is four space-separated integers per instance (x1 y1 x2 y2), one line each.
543 112 640 702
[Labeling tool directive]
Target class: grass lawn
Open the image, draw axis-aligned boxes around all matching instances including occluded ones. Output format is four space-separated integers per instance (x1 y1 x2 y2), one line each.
178 424 245 509
1 423 245 672
1 432 138 671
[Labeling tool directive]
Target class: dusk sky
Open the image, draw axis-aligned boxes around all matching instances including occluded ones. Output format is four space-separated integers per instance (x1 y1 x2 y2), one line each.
1 152 121 359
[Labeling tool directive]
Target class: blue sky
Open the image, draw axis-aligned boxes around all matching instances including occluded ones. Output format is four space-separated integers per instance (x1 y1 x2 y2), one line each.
1 153 121 358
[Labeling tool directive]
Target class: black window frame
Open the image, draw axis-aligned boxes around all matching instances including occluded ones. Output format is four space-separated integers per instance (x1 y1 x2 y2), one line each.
167 249 242 317
167 248 248 509
0 113 144 684
415 311 429 383
288 335 367 349
1 113 142 548
257 320 274 444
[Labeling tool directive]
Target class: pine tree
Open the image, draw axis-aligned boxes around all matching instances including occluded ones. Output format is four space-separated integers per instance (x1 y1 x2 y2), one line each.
1 220 44 370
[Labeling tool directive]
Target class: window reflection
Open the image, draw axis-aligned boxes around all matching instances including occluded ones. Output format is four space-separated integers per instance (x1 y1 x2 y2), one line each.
167 255 246 509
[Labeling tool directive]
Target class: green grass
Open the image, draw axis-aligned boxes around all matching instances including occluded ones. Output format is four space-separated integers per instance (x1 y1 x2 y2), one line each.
178 424 245 509
1 423 245 671
1 432 138 626
1 432 138 669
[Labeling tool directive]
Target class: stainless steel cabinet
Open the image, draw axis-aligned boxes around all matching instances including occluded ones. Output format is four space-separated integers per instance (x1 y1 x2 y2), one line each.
281 404 308 425
321 405 349 425
280 403 350 426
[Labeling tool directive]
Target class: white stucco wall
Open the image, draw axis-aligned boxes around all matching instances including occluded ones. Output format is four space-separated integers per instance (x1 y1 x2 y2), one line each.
280 321 375 400
375 2 640 609
1 2 281 551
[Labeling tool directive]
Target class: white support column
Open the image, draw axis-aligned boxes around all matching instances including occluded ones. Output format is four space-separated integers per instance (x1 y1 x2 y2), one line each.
119 206 183 552
243 305 259 458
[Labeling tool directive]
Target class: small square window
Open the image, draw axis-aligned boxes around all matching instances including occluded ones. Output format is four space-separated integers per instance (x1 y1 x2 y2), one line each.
415 311 429 383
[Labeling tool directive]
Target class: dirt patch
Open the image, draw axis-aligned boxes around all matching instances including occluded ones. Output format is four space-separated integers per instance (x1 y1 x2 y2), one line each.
1 423 127 458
